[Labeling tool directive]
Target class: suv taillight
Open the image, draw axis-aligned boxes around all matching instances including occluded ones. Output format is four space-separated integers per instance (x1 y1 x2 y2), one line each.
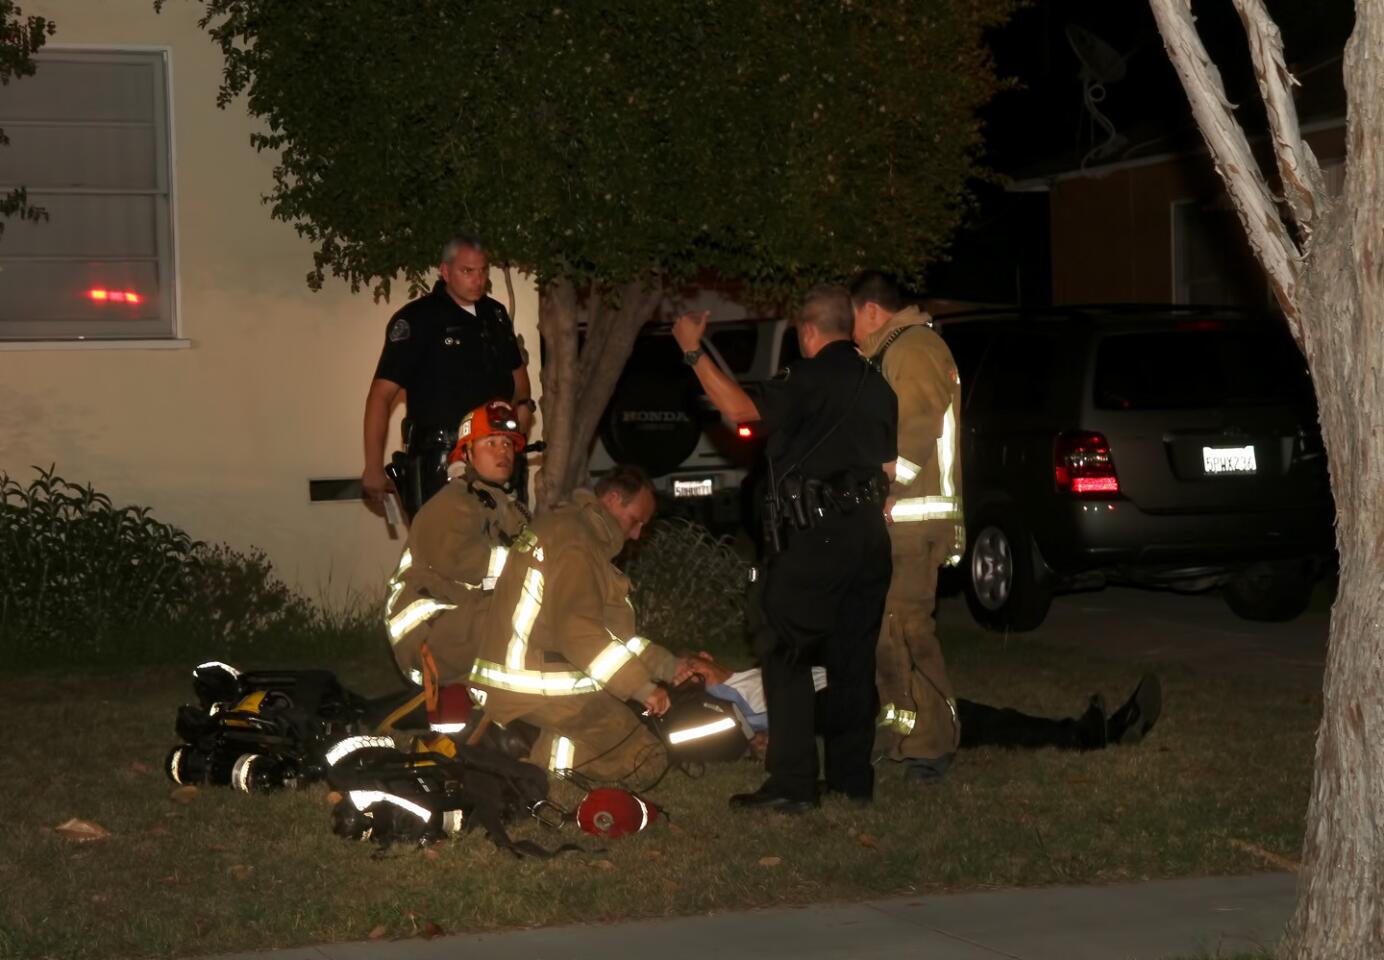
1055 431 1120 496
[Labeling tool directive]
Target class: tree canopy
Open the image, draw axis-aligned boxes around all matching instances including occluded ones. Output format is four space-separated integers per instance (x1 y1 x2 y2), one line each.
0 1 55 237
172 0 1013 300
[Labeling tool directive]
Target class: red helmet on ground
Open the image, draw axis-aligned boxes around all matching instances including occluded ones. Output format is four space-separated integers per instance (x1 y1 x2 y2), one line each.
449 399 526 464
427 683 474 734
576 788 660 838
419 645 475 734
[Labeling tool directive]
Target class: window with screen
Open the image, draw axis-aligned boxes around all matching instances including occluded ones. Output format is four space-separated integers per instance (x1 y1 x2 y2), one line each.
1171 198 1269 309
0 49 176 340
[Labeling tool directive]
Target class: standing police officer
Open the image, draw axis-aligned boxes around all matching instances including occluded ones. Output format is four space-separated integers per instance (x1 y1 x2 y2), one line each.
362 235 535 518
673 286 897 813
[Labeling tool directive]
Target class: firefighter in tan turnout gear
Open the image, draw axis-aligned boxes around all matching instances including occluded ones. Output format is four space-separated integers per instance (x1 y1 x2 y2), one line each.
850 271 965 785
468 465 695 792
383 400 530 698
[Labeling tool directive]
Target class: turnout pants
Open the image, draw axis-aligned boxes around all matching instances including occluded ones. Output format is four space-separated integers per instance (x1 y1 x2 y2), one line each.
487 690 669 793
875 532 959 762
759 512 892 802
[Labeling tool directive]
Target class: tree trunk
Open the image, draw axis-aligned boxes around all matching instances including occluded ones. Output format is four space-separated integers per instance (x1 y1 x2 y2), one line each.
534 275 662 508
1282 4 1384 955
561 279 664 493
1150 1 1384 954
535 277 579 509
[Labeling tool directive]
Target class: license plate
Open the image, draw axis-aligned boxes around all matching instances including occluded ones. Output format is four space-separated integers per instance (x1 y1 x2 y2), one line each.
672 478 715 498
1202 445 1257 476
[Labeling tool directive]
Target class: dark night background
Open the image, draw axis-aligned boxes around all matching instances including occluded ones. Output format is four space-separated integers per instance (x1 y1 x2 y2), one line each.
930 0 1356 307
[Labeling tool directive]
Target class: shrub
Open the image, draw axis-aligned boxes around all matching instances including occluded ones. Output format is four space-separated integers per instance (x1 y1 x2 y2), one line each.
622 518 750 664
0 469 753 671
0 468 379 668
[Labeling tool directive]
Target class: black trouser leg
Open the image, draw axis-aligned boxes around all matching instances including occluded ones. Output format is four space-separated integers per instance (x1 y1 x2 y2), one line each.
956 698 1084 751
759 514 890 802
417 448 450 509
820 520 890 799
761 648 820 802
398 447 451 519
819 643 877 798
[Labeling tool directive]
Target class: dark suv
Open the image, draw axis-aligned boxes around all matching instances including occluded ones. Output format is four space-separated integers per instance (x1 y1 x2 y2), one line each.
936 306 1333 631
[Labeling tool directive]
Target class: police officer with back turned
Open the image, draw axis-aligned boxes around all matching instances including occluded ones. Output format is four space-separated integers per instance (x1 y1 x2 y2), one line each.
673 285 897 813
362 235 534 519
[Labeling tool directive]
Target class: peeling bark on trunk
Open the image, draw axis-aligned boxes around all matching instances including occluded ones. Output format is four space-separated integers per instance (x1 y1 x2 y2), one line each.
534 276 663 509
1282 5 1384 956
1283 203 1384 960
1150 1 1384 956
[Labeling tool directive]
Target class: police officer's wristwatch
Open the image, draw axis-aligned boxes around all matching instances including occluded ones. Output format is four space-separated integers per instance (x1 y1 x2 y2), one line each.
682 344 706 367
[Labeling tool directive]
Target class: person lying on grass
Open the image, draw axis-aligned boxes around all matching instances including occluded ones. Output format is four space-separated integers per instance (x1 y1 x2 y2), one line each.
677 654 1161 768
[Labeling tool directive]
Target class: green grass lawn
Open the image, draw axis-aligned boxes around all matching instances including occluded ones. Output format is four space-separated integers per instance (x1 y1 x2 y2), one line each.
0 627 1316 960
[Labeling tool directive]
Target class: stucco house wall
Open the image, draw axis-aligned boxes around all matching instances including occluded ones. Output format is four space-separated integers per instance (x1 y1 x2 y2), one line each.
1 0 542 606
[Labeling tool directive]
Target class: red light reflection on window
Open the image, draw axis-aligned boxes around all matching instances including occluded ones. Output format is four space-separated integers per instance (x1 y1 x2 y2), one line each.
88 289 143 305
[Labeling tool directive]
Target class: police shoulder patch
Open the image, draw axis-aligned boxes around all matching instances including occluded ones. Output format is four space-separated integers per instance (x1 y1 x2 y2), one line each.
388 317 410 342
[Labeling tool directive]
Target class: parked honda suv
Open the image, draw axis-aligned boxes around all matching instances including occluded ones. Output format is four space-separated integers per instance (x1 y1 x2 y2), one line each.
936 305 1333 631
589 319 791 532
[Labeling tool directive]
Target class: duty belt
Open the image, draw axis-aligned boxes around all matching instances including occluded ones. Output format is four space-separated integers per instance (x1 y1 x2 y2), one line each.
763 471 887 552
402 420 459 451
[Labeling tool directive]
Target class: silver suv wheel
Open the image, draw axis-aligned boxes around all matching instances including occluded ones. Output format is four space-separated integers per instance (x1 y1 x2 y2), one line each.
970 525 1013 611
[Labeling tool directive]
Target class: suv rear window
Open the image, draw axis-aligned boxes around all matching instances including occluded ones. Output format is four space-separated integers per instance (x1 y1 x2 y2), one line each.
777 326 801 369
1093 325 1311 410
708 327 759 376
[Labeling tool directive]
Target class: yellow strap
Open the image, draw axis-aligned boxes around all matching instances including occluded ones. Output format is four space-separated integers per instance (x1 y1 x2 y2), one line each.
374 691 426 734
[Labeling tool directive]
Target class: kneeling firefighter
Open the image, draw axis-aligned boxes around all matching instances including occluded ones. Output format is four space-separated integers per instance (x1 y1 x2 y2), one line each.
382 399 530 731
467 465 701 793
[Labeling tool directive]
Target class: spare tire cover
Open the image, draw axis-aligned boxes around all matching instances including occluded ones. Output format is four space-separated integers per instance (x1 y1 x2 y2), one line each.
600 372 702 478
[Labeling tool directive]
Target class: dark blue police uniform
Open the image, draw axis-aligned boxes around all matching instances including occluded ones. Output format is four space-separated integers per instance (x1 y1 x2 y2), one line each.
746 339 897 805
374 281 523 516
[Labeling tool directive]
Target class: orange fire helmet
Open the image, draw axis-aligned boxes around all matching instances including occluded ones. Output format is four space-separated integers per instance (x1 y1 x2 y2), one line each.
448 399 526 464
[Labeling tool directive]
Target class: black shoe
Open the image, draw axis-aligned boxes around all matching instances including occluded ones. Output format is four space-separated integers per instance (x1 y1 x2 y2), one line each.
1075 694 1109 750
1107 674 1162 745
729 789 819 815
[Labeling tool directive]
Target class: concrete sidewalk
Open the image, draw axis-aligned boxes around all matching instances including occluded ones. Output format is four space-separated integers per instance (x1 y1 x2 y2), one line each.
207 873 1294 960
